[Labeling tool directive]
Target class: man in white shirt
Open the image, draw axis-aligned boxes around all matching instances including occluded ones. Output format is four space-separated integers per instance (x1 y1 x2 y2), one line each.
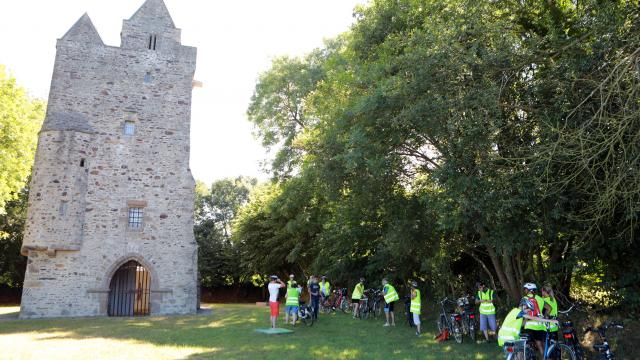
267 275 285 328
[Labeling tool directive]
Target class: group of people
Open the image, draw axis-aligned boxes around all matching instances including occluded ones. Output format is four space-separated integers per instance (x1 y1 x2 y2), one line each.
350 277 422 335
267 273 561 355
266 274 331 327
498 283 560 356
267 274 422 335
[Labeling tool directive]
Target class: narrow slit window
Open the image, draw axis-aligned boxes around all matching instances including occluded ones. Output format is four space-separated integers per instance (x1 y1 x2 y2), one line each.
59 201 68 216
148 35 157 50
80 158 85 167
144 72 152 84
128 207 143 229
124 121 135 135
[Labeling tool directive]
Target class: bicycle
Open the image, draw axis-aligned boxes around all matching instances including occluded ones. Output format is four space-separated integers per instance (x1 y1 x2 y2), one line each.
586 321 624 360
321 288 349 313
297 300 315 326
457 295 477 342
403 295 415 327
437 297 463 344
557 303 589 360
369 289 384 318
357 290 371 319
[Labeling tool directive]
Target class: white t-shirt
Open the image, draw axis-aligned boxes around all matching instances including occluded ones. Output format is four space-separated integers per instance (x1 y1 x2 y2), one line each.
268 283 282 302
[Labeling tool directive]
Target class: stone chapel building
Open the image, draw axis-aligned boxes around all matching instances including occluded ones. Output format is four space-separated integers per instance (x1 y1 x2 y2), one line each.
19 0 198 318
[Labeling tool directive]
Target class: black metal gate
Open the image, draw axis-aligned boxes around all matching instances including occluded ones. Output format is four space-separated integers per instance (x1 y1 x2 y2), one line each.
107 260 150 316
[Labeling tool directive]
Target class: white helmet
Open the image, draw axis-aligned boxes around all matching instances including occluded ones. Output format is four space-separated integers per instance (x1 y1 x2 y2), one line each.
523 283 537 291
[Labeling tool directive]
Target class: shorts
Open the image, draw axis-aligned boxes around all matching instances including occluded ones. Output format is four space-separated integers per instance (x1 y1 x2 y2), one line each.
480 313 497 332
523 329 546 342
285 305 299 314
351 299 360 304
384 301 395 312
269 301 279 316
412 313 421 325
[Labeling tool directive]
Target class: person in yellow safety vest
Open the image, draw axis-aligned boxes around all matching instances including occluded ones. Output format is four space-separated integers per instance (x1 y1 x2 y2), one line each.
410 281 421 336
522 282 552 356
542 284 559 337
284 281 300 326
475 281 497 341
352 277 365 319
382 278 399 327
287 274 295 289
320 276 331 303
497 298 559 347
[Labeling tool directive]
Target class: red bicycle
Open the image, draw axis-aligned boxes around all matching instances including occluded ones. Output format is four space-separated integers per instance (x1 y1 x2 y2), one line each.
321 288 350 313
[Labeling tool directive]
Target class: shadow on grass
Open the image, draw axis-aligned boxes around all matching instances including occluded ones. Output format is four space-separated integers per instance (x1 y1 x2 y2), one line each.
0 304 501 359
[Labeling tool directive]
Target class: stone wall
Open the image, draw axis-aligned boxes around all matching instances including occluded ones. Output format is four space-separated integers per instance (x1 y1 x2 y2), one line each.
20 0 198 318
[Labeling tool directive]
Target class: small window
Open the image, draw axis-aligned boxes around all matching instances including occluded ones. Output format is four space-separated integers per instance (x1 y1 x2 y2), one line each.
144 72 153 84
148 35 157 50
80 158 85 167
124 121 135 135
59 201 68 216
128 207 143 229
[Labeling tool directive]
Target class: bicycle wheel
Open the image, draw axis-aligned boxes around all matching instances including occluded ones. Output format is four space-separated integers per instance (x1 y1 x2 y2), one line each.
340 298 350 313
548 343 577 360
469 320 476 341
437 314 447 334
452 320 463 344
462 316 469 335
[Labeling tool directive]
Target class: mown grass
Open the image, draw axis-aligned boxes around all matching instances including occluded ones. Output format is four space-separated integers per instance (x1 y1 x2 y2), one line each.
0 303 502 359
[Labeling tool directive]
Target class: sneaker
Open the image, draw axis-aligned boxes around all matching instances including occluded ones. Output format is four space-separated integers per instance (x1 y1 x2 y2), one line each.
383 323 390 327
416 331 420 337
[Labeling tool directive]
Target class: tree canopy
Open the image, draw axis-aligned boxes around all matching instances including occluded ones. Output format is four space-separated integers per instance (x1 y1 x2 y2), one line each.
0 66 45 213
239 0 640 310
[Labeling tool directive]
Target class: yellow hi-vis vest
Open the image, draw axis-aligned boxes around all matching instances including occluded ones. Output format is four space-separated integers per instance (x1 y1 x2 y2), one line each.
544 296 559 332
410 289 421 314
498 308 524 346
523 294 547 331
478 289 496 315
320 281 331 296
352 283 364 300
287 280 294 289
286 287 300 306
383 284 399 303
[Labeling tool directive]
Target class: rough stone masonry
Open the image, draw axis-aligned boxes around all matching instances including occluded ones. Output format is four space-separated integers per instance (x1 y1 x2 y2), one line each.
19 0 198 318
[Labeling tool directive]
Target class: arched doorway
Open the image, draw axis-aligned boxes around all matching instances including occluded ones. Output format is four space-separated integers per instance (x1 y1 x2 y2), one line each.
107 260 150 316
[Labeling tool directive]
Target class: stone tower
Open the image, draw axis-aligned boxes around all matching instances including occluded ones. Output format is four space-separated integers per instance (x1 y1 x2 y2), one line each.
20 0 198 318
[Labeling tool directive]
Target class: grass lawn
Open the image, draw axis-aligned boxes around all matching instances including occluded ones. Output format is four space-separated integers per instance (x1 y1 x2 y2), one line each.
0 303 501 359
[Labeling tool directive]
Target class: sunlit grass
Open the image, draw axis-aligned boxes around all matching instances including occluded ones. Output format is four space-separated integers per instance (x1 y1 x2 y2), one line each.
0 304 502 359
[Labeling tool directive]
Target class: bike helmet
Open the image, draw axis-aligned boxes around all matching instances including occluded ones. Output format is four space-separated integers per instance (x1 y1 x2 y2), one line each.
411 281 418 288
360 277 365 283
523 282 537 291
269 275 278 280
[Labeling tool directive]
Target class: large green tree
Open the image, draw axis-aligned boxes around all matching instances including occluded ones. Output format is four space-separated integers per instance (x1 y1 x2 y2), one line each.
0 66 44 213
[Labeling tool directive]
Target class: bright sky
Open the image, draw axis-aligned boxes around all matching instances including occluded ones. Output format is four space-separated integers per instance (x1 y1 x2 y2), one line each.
0 0 363 184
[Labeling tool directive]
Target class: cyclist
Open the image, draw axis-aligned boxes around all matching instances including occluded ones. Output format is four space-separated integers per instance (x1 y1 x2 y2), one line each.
522 282 551 356
410 281 421 336
382 278 399 327
475 281 497 341
285 280 300 326
497 298 559 347
352 278 365 319
319 276 331 302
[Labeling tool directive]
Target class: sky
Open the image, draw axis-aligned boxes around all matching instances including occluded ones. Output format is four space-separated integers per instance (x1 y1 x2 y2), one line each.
0 0 364 184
